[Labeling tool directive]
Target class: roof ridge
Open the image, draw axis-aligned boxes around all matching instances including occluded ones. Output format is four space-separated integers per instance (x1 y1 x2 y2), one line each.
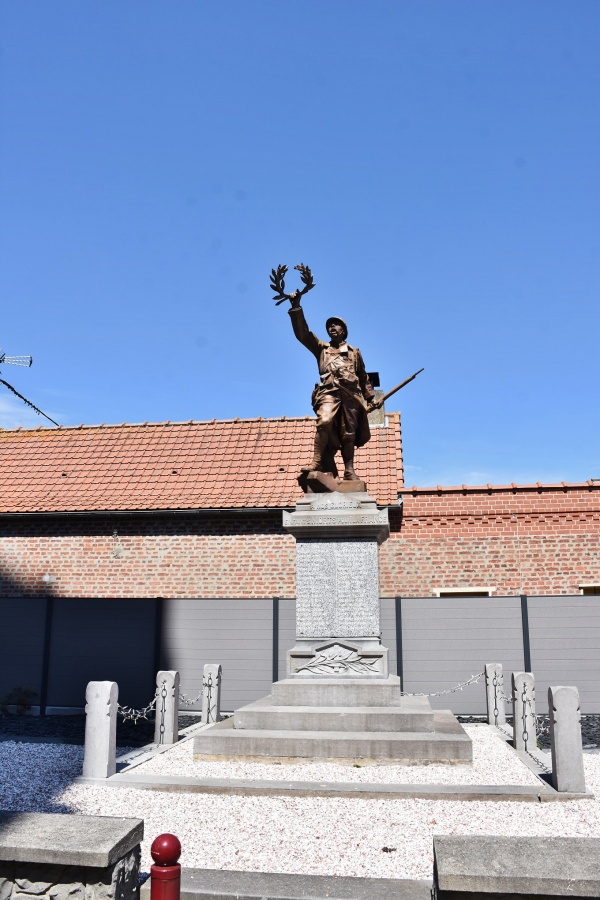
0 415 321 434
401 481 599 494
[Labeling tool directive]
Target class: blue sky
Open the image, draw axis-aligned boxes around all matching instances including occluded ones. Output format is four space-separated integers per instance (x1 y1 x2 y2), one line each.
1 2 598 486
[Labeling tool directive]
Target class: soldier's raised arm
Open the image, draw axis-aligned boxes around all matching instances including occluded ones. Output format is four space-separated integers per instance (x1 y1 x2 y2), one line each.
287 293 323 360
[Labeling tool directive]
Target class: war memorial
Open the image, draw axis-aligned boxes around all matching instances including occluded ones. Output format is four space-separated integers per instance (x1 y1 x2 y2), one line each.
68 267 598 899
192 264 470 764
1 266 600 900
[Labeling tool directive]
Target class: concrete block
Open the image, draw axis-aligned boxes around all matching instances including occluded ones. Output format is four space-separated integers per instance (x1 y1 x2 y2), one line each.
484 663 506 727
272 676 404 708
512 671 536 752
434 835 600 897
202 664 222 724
549 685 586 794
233 697 435 733
82 681 118 779
0 812 141 900
283 491 390 544
0 811 143 867
141 866 431 900
154 670 180 745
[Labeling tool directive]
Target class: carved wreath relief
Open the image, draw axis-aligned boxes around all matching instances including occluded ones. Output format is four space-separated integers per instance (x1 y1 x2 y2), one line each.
296 643 381 676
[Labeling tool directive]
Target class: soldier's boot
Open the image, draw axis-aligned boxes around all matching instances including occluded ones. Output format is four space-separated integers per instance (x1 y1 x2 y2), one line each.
341 438 358 480
301 428 328 472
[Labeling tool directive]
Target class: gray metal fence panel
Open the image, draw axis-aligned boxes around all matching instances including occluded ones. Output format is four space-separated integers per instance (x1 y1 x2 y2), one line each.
47 598 156 709
0 598 46 705
400 596 524 713
380 597 398 677
528 595 600 714
278 598 296 681
161 598 273 712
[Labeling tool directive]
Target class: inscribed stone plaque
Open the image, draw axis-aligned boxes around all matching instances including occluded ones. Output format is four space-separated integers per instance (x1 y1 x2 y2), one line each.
295 539 380 639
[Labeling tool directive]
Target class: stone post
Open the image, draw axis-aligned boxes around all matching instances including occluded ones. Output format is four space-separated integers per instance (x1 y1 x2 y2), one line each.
82 681 118 779
202 664 222 723
512 671 536 751
549 685 586 793
485 663 506 727
154 670 180 745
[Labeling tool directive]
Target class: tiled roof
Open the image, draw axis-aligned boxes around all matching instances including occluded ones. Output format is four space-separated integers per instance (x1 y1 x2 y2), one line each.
0 413 403 513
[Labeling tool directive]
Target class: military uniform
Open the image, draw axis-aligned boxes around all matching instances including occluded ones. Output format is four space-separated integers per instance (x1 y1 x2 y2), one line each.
289 306 374 476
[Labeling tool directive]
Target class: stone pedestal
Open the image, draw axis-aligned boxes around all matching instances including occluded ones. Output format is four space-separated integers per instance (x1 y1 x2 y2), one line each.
194 491 471 764
283 491 390 676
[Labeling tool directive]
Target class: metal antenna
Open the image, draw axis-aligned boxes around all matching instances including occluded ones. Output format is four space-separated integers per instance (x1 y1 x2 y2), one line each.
0 347 60 428
0 350 32 367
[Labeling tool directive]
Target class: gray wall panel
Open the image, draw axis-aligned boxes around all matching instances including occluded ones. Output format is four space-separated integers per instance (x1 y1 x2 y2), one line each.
47 598 156 708
380 597 398 677
528 595 600 713
162 598 273 711
0 597 46 703
400 596 524 713
278 598 296 681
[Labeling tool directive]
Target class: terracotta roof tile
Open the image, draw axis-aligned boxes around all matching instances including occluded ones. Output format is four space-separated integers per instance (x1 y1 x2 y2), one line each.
0 414 403 513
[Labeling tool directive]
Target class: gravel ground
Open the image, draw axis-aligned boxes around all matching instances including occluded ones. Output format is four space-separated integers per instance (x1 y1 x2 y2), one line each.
2 727 600 881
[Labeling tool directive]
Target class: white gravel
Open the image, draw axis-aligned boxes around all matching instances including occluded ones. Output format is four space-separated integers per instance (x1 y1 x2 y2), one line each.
134 725 542 786
1 730 600 882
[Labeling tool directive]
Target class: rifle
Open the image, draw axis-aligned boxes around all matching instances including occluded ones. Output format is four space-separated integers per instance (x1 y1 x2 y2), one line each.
371 368 424 410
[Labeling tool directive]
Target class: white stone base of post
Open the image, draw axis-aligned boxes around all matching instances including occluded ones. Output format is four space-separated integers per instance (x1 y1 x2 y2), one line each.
549 685 586 793
485 663 506 727
154 670 180 745
202 664 222 724
512 671 536 752
82 681 118 778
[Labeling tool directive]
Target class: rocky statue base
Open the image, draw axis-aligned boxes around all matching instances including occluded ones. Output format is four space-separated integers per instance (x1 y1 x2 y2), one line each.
194 491 471 764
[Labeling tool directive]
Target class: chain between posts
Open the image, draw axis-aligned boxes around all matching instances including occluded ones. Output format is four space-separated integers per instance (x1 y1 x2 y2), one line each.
400 671 484 698
178 691 203 706
117 696 157 723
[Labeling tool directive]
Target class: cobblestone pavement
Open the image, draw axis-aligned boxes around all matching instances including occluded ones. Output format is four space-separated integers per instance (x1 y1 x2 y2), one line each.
0 712 201 746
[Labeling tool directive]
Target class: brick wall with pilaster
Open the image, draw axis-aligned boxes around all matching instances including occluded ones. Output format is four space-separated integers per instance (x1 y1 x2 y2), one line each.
380 484 600 597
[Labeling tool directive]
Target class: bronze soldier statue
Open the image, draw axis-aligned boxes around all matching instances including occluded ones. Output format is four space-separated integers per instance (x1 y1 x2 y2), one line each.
287 292 376 481
271 263 423 484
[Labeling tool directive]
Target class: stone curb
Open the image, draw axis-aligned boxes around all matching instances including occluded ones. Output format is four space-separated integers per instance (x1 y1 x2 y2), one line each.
140 867 432 900
74 772 592 802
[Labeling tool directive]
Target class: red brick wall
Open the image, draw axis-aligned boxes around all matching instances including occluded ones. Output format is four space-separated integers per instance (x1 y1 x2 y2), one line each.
0 484 598 599
381 485 600 596
0 513 296 599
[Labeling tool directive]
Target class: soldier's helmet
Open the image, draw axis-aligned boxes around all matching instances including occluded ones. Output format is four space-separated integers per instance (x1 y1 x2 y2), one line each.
325 316 348 340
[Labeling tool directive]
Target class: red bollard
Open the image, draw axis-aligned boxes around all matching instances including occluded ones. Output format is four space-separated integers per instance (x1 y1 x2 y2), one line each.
150 833 181 900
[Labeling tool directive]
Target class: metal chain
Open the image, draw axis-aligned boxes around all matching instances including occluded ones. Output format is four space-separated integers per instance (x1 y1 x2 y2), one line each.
521 683 530 748
526 695 550 737
523 745 552 774
158 679 167 744
117 696 156 723
204 671 215 722
179 690 203 706
400 671 484 698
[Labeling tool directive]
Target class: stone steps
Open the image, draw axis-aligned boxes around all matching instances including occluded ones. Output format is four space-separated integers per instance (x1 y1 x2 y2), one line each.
234 697 435 733
193 710 473 763
271 675 408 707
